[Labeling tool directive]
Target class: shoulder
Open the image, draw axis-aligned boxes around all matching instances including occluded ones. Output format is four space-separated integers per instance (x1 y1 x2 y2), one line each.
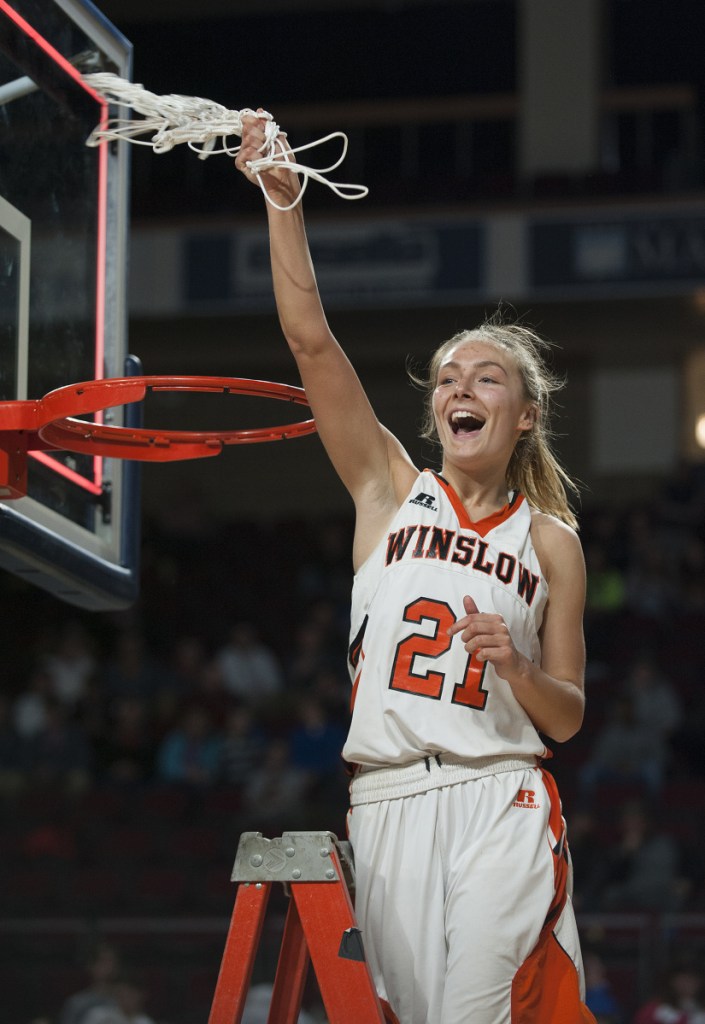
528 507 585 587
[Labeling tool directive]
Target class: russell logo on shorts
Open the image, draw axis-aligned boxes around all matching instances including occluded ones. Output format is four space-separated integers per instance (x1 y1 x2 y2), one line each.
513 789 540 809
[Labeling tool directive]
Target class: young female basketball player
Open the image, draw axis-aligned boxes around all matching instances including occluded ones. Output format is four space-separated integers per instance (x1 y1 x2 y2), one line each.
236 115 596 1024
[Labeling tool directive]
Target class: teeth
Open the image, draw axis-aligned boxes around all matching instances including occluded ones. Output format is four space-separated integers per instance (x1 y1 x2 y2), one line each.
451 411 484 427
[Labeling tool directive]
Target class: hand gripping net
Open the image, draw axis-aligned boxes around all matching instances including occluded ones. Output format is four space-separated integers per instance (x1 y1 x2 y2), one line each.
83 72 368 211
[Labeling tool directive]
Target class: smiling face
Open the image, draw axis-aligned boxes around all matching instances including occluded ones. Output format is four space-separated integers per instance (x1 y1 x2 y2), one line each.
411 319 578 527
432 339 536 476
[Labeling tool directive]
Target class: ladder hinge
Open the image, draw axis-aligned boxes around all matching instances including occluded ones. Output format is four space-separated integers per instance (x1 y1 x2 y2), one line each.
232 830 355 888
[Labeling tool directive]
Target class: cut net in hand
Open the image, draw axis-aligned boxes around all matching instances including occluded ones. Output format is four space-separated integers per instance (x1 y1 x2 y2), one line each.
83 72 368 211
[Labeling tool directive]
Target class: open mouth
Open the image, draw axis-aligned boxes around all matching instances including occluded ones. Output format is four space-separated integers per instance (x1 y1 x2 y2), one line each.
450 411 485 435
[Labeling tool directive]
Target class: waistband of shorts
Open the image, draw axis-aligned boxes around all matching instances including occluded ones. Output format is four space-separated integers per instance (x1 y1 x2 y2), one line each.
349 753 537 805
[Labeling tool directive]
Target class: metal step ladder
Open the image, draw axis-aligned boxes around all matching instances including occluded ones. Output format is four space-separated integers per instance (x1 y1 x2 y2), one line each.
208 830 388 1024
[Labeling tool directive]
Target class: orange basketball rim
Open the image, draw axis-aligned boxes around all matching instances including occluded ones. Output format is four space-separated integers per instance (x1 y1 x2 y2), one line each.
0 375 317 499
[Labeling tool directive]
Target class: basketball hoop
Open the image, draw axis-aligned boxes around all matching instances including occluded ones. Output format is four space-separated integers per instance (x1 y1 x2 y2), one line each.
0 375 317 499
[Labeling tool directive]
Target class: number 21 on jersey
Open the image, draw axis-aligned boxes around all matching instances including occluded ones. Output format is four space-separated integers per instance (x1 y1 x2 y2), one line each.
389 597 488 709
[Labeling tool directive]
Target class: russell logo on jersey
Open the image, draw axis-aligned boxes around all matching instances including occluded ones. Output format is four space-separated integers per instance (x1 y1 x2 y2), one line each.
409 492 438 511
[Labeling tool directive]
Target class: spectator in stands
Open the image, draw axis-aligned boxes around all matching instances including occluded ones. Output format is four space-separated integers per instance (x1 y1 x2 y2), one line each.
309 665 352 726
43 620 97 709
215 622 283 703
289 695 347 801
241 983 317 1024
24 696 93 794
306 595 350 647
621 650 682 744
295 516 354 615
579 695 666 798
12 664 52 740
151 634 210 740
287 616 339 691
583 541 627 665
58 942 121 1024
584 542 626 615
155 704 221 786
218 702 266 787
634 959 705 1024
163 634 208 695
81 973 156 1024
95 695 155 785
187 656 232 725
565 808 608 912
624 543 678 619
242 737 308 831
583 947 624 1023
594 802 686 913
103 629 166 701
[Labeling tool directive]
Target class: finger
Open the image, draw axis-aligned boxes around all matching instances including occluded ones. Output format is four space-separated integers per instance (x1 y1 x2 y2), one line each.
235 152 257 175
240 132 265 155
448 595 479 636
448 615 471 637
462 630 505 649
240 115 262 139
452 623 486 645
449 614 495 639
465 641 502 663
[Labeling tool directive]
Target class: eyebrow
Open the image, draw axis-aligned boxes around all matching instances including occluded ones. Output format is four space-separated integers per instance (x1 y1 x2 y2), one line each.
440 359 508 376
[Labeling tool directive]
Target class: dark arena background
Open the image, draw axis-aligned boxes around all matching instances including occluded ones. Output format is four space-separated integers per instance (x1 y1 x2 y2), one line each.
2 1 705 1021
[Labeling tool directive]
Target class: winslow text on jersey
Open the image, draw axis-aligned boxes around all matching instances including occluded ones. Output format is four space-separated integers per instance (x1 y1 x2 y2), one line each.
384 524 541 607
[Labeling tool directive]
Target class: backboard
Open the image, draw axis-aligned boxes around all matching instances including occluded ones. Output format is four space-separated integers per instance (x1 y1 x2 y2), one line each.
0 0 139 609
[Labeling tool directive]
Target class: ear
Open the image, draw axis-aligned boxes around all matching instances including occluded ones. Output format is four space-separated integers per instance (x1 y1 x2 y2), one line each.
517 403 537 433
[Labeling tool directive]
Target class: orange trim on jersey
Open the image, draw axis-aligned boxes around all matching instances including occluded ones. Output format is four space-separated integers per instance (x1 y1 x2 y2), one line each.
540 767 565 852
510 768 596 1023
380 999 401 1024
429 471 525 538
350 652 364 713
511 933 596 1024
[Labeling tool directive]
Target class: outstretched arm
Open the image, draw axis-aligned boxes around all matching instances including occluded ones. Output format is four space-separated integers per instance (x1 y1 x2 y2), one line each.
235 116 416 545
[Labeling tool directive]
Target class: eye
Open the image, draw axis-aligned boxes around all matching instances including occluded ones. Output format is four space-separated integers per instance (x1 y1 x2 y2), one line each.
438 376 456 386
478 375 500 385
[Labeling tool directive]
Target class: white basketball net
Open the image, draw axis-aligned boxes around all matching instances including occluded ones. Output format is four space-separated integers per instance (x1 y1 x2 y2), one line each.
83 72 368 211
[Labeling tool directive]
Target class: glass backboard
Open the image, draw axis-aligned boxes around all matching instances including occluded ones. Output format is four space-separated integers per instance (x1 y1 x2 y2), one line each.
0 0 139 609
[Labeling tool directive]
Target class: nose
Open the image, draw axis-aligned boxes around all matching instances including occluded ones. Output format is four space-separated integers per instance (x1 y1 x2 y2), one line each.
455 376 474 397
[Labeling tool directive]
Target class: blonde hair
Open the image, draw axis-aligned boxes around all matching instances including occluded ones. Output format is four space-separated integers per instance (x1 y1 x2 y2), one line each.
412 314 580 530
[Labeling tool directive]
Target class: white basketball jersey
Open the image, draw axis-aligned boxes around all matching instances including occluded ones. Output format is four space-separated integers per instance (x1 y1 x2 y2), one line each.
343 470 550 767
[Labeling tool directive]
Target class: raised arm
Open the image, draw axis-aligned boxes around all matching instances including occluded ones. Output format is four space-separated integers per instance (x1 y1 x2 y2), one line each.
235 116 417 548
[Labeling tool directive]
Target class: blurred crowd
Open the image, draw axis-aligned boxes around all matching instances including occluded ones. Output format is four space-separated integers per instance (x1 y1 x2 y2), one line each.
0 618 350 823
3 460 705 1023
0 510 356 821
